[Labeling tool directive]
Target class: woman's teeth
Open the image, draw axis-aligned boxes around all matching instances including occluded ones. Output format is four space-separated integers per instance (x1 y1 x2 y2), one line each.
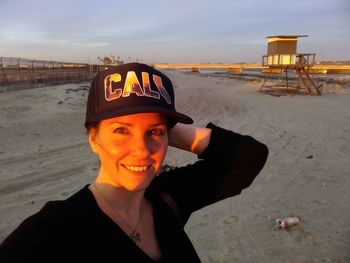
124 165 149 172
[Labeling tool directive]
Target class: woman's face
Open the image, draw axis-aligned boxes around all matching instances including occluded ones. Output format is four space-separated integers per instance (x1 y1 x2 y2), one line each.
89 112 168 192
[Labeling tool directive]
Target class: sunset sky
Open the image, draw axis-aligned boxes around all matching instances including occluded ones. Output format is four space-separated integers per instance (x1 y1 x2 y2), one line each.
0 0 349 64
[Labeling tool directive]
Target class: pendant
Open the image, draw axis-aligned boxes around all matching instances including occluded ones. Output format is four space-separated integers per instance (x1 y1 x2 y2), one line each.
129 230 141 243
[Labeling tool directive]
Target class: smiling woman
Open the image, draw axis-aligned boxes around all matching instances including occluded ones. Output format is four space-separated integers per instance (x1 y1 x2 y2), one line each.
0 63 268 262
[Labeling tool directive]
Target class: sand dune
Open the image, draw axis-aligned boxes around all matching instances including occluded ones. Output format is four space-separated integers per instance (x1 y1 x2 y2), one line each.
0 71 349 262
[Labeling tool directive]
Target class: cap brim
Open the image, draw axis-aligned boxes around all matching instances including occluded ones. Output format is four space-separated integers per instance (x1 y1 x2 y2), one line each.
86 105 193 127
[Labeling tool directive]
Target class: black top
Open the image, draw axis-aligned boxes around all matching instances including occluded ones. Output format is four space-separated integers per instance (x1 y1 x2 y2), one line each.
0 123 268 262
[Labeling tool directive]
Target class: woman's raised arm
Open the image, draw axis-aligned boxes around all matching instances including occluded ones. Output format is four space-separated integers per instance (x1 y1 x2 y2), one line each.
167 123 212 155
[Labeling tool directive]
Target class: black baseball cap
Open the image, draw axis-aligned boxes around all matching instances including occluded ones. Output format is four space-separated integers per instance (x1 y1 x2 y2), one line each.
85 63 193 128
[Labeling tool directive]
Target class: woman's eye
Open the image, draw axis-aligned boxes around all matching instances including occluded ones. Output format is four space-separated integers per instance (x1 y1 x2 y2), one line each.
114 127 128 134
150 129 164 136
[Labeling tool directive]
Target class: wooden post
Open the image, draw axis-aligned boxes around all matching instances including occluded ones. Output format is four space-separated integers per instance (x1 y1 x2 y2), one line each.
17 59 21 73
17 59 22 85
32 60 36 85
285 69 289 90
0 57 3 88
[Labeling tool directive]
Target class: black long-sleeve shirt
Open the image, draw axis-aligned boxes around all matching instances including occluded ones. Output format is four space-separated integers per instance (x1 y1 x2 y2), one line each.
0 123 268 262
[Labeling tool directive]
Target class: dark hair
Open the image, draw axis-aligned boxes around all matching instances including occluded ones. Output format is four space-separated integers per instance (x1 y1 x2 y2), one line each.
85 121 99 134
167 119 176 129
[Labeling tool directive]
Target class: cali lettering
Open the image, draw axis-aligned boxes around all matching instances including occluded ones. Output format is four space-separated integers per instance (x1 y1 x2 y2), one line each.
104 71 171 104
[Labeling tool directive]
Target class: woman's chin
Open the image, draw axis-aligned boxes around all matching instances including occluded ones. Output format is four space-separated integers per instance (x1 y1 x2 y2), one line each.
118 176 156 192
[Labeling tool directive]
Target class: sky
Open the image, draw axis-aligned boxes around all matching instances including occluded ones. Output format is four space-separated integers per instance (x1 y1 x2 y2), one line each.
0 0 349 64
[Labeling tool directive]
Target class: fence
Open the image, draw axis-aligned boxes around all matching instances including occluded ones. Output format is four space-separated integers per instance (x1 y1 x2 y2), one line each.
0 57 103 92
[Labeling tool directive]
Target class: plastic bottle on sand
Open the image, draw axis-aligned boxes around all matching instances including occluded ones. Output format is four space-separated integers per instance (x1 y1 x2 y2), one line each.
276 217 299 229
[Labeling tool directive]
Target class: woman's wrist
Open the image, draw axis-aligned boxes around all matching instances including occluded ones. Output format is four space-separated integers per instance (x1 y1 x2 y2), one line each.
168 123 212 155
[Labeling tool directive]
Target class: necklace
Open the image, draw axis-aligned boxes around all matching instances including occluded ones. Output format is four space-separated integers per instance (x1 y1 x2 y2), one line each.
92 182 142 243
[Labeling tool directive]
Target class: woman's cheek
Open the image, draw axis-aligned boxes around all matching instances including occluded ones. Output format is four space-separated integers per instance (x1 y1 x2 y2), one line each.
102 139 127 155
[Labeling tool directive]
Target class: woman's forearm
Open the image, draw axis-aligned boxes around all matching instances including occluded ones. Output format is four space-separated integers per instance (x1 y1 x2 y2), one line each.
168 123 212 155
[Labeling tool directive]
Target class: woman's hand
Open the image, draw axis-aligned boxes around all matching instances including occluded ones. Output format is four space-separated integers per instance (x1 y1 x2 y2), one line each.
167 123 212 155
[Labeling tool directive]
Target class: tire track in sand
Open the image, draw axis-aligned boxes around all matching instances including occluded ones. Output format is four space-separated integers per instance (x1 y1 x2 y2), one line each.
0 142 94 196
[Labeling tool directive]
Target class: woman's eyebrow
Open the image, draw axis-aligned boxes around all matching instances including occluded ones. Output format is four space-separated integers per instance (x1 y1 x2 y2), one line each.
110 121 133 126
109 121 166 127
149 122 167 127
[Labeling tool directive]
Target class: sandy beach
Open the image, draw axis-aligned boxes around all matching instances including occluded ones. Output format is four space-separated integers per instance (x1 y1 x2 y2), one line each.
0 70 349 262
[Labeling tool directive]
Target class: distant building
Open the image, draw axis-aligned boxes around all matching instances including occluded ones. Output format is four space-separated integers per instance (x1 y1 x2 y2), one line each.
264 35 308 66
260 35 322 95
97 55 124 66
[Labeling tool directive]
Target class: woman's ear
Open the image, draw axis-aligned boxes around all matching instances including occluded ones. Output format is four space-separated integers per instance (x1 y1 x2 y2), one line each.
88 128 98 154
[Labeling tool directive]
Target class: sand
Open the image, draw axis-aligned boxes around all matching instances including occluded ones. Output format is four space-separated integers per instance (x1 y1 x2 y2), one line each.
0 70 349 263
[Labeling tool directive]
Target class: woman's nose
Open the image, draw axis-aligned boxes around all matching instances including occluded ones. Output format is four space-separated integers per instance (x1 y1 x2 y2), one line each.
131 136 151 157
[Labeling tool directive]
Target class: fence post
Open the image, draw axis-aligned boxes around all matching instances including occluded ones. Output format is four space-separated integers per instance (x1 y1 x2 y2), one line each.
0 57 3 88
60 62 64 84
17 59 23 86
17 58 21 73
32 60 36 85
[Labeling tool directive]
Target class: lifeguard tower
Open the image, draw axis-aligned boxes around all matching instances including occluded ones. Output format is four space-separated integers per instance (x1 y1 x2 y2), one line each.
260 35 322 95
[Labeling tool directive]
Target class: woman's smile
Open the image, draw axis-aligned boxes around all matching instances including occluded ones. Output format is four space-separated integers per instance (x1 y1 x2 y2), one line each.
121 164 152 173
